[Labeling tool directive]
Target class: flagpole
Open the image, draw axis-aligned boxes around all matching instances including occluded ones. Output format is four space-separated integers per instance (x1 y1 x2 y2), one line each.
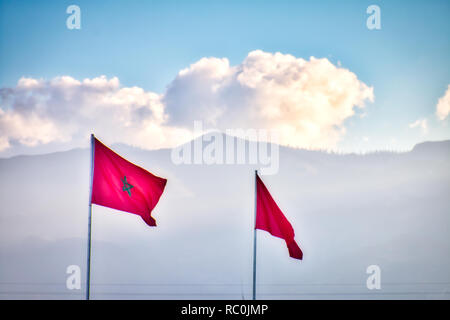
86 134 95 300
252 170 257 300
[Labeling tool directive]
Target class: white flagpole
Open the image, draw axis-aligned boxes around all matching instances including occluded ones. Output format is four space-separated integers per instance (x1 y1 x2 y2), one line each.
86 134 95 300
252 170 258 300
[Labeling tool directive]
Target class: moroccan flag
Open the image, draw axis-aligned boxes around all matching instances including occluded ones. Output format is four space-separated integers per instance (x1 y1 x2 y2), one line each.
90 137 167 227
255 173 303 260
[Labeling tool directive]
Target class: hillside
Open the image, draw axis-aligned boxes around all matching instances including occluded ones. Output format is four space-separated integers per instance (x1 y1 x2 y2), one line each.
0 137 449 299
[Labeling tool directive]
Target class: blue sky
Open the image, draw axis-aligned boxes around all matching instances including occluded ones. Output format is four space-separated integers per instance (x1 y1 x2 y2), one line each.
0 0 449 153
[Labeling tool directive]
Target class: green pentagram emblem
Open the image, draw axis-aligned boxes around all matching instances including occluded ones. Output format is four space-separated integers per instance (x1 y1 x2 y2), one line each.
122 176 134 197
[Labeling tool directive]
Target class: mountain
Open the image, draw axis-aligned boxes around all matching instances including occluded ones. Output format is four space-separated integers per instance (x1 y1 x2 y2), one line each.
0 136 449 299
411 140 450 157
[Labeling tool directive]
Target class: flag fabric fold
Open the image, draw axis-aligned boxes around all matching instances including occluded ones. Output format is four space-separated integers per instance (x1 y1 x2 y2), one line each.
90 137 167 226
255 173 303 260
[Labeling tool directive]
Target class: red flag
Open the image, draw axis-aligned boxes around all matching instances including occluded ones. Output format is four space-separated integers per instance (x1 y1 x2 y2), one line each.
255 173 303 260
91 137 167 227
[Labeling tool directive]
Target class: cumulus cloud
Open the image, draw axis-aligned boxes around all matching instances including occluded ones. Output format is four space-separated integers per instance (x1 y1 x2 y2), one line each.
165 50 374 148
0 76 191 152
0 50 374 152
436 85 450 121
409 118 428 133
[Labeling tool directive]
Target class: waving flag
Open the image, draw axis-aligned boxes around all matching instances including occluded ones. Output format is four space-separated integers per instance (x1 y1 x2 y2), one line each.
255 173 303 260
90 137 167 226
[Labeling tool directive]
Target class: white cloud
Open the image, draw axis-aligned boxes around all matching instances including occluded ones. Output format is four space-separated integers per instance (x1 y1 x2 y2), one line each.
164 50 374 149
409 118 428 133
0 50 374 152
436 85 450 121
0 76 191 152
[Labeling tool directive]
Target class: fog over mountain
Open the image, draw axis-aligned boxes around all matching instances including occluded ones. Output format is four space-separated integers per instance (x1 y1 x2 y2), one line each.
0 135 449 299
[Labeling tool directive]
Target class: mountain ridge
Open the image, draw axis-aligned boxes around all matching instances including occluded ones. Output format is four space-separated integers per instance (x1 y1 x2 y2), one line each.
0 131 449 299
1 134 449 160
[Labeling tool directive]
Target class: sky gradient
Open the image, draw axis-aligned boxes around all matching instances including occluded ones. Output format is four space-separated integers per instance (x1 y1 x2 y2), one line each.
0 0 449 155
